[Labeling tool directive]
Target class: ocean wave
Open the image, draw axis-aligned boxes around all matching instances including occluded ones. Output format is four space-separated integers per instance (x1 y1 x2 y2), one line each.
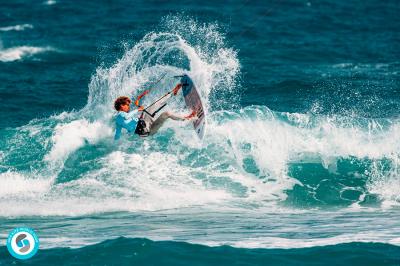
44 0 57 5
1 106 399 215
1 237 399 265
0 171 51 196
0 16 399 217
0 46 54 62
0 24 33 32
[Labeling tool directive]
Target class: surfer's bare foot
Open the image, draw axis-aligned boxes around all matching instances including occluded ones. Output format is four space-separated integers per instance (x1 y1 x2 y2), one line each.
184 110 197 120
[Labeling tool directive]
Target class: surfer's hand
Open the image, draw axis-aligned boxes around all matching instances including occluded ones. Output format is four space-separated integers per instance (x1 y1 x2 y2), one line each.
138 106 144 111
173 84 182 95
134 90 150 106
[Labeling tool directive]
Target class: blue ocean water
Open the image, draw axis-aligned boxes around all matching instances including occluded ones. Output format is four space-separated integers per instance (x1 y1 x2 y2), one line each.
1 0 400 265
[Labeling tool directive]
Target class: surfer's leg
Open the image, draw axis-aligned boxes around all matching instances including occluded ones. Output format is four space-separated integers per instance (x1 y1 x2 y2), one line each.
149 111 185 135
165 112 186 121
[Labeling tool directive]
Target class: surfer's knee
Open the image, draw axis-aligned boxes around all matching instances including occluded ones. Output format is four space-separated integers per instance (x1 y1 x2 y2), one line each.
163 111 171 118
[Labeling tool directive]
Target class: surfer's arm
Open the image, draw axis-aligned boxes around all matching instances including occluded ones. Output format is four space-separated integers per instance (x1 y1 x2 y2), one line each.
172 83 182 95
114 125 122 140
114 112 136 140
134 90 149 108
125 109 139 119
114 114 127 140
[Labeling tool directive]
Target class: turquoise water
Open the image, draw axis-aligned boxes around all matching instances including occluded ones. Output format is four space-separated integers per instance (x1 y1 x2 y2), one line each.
1 0 400 265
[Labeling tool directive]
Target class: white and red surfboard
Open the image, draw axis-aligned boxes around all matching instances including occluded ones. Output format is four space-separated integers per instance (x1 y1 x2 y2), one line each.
180 75 206 139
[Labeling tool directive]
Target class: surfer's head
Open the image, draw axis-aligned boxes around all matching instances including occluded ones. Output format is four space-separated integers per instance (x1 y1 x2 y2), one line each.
114 96 131 112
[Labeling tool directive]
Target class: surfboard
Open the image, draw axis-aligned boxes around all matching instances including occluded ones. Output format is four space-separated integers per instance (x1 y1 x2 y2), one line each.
180 74 206 139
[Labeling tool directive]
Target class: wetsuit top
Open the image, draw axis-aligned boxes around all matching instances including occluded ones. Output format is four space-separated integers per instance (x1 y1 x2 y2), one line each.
114 109 139 140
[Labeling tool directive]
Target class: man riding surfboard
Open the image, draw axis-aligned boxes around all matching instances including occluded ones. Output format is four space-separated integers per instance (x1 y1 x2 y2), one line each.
113 83 196 140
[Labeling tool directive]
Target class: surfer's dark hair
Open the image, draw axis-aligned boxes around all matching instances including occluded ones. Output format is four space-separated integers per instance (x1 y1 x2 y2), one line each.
114 96 131 111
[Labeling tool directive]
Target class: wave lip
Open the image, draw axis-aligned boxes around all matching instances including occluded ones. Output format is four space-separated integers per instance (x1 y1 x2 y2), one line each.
0 46 53 62
0 24 33 32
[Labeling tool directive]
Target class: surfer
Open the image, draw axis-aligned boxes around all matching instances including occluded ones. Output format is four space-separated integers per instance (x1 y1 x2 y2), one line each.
113 83 196 140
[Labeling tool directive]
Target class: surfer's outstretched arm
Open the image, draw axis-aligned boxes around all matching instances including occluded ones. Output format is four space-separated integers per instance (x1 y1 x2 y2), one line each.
172 83 182 95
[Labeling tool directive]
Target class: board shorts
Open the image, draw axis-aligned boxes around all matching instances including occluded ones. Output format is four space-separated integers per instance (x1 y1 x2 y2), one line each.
134 119 150 137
